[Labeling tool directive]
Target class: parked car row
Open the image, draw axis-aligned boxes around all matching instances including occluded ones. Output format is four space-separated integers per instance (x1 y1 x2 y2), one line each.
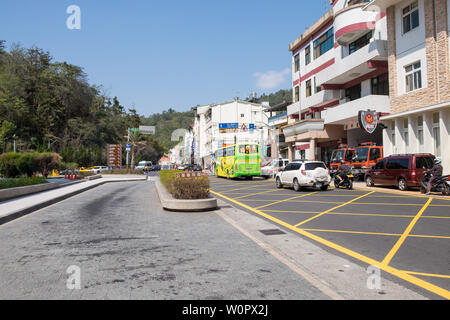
261 152 449 195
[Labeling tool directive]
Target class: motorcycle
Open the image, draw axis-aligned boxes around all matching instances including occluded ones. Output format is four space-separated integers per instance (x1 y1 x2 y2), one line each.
420 172 450 196
334 173 354 190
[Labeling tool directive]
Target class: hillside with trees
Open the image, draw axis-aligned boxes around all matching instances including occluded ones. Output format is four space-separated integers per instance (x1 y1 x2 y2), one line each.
0 41 164 166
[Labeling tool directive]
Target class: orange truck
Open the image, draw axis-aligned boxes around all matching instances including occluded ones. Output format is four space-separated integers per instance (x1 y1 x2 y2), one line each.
330 145 355 174
351 142 384 179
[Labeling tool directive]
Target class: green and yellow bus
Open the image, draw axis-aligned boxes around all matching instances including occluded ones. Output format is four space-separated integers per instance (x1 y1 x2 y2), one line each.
214 143 261 179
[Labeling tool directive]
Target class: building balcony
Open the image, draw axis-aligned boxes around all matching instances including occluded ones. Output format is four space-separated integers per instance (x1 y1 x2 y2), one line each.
323 94 390 125
287 101 301 116
317 40 388 85
282 119 325 139
334 3 380 45
268 113 288 126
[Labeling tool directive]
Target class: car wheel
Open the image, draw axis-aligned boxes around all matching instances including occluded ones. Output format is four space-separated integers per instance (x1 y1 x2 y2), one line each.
293 178 301 192
366 176 374 187
398 178 408 191
276 177 283 189
420 186 427 194
321 185 329 191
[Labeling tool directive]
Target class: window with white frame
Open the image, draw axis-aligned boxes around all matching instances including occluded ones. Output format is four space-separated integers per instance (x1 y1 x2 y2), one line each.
391 121 397 153
432 112 441 156
405 61 422 92
403 118 409 150
417 115 424 153
402 1 419 34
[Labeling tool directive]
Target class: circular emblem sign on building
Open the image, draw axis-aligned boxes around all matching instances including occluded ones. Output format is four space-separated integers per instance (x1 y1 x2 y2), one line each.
358 110 378 134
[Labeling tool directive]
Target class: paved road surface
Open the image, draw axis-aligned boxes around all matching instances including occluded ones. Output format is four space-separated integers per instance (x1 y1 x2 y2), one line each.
0 181 328 300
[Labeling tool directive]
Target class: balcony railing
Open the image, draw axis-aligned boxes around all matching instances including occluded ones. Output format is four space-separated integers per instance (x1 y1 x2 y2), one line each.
282 119 325 138
268 113 288 126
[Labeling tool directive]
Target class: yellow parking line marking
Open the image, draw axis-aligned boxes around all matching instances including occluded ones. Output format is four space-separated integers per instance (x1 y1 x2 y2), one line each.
403 271 450 279
294 191 376 228
355 186 450 201
353 202 430 206
262 210 321 214
210 190 450 299
301 228 450 239
302 228 400 237
381 198 433 267
328 212 450 219
233 189 282 200
254 192 319 210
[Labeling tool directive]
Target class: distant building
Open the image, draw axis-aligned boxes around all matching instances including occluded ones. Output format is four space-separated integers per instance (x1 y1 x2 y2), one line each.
192 99 270 168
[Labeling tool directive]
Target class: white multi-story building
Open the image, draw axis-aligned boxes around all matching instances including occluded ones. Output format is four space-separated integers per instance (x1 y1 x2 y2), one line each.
284 0 390 163
192 99 270 168
366 0 450 174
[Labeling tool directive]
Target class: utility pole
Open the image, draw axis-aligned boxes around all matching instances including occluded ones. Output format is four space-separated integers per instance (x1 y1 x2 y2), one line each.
13 134 16 153
126 128 130 169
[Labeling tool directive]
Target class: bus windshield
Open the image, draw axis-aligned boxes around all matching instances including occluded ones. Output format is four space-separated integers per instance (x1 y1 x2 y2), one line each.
239 145 258 154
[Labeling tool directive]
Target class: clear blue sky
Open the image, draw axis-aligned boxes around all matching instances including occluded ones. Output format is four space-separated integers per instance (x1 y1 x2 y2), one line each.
1 0 331 116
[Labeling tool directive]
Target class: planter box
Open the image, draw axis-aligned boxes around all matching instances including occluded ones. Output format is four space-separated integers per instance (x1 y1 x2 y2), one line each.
0 183 60 202
155 178 217 212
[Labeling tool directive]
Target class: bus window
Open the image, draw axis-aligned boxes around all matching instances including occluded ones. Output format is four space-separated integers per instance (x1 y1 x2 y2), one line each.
239 145 258 154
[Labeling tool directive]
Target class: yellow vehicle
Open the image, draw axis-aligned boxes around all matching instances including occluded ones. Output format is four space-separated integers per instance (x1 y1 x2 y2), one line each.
214 143 261 179
78 167 92 172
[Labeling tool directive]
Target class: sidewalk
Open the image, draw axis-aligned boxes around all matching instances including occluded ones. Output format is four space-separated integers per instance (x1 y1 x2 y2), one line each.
0 175 148 225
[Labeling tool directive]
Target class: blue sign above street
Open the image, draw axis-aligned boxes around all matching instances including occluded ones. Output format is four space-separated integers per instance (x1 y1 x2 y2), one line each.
219 123 239 129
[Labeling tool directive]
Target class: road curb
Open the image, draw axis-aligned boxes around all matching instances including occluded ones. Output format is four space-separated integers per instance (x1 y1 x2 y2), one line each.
0 178 148 226
155 178 217 212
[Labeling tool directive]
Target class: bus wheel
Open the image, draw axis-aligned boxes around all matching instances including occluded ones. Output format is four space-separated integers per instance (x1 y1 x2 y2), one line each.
226 171 230 179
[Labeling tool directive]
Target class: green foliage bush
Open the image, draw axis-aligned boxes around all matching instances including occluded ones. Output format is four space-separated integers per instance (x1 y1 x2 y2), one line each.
0 177 48 190
160 170 209 200
0 152 62 178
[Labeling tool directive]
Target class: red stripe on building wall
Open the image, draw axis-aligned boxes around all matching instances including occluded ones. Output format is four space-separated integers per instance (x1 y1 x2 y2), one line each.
335 22 376 39
300 58 335 83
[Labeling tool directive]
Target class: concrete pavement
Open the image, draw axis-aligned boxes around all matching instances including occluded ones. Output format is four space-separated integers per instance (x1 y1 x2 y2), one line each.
0 175 148 225
0 181 328 300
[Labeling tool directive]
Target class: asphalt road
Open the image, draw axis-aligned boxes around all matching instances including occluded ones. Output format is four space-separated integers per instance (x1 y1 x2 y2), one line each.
0 180 328 300
209 176 450 299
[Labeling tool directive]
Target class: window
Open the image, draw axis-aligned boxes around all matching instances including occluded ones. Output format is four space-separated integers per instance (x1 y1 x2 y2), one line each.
345 83 361 101
305 163 326 170
295 86 300 102
416 157 434 169
386 158 410 170
226 147 235 157
305 45 311 65
403 119 409 149
418 115 424 153
294 54 300 72
374 159 385 170
345 150 355 162
369 148 381 161
349 31 373 54
314 77 322 93
292 163 302 170
405 61 422 92
371 73 389 95
240 113 245 118
433 112 441 156
403 1 419 34
314 28 334 59
306 80 312 97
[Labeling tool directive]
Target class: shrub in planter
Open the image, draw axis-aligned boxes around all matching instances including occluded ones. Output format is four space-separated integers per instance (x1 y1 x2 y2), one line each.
169 176 210 200
0 177 48 190
102 168 145 175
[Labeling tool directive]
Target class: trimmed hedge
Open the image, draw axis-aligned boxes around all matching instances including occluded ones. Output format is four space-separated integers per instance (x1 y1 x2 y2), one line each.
102 168 145 175
160 170 210 200
0 177 48 190
0 152 62 178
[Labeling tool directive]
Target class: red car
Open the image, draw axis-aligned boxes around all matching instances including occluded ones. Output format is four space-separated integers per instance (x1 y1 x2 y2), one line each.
364 154 435 191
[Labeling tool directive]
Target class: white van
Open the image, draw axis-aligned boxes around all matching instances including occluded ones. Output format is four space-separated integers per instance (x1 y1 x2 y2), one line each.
135 161 153 171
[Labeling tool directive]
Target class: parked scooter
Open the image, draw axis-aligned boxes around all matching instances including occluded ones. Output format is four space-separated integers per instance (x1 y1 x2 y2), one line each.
334 173 354 190
420 172 450 196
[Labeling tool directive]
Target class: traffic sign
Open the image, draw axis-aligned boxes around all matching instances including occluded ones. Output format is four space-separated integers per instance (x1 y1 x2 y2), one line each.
139 126 155 135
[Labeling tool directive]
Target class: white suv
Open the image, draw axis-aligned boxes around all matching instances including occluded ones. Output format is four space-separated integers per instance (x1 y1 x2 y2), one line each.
275 160 331 191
